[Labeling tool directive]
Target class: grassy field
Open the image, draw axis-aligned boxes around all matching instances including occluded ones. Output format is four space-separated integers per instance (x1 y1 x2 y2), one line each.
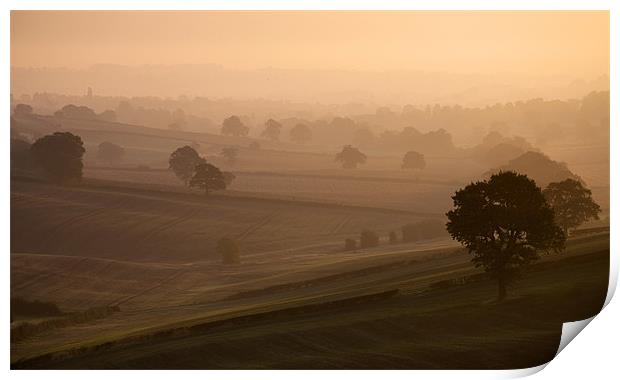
11 232 609 369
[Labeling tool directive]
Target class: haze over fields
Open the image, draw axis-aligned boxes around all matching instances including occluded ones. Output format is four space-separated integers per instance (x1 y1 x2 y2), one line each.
9 10 610 369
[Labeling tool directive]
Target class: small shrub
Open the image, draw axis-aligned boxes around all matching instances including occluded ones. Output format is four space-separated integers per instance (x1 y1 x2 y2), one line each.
360 229 380 248
344 238 357 251
217 237 240 264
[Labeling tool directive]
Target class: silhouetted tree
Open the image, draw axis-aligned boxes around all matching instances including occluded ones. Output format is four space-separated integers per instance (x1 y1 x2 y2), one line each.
446 171 565 301
13 104 33 117
30 132 85 183
360 229 380 248
97 142 125 165
543 179 601 235
335 145 367 169
54 104 97 120
261 119 282 140
289 123 312 144
189 162 227 195
344 238 357 251
217 237 240 264
169 145 205 185
221 116 249 137
221 147 239 165
402 151 426 170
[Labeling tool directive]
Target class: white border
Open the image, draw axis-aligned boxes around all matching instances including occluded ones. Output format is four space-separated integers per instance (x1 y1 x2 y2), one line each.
3 2 616 379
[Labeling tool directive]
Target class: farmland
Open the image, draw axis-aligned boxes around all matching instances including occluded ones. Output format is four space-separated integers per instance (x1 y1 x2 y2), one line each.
10 104 610 370
11 231 609 369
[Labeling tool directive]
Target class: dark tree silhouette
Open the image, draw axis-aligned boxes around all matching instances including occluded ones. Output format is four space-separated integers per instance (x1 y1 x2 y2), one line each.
13 104 33 116
169 145 205 185
30 132 85 183
189 162 227 195
97 142 125 165
446 171 565 301
221 116 249 137
289 123 312 144
402 151 426 170
261 119 282 140
217 237 240 264
335 145 367 169
360 229 379 248
220 147 239 165
543 179 601 235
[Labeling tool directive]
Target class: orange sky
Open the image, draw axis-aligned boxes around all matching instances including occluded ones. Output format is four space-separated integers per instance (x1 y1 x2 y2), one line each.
11 11 609 77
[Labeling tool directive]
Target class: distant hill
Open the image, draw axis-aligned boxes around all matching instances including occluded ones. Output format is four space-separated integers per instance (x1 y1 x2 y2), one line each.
483 151 582 188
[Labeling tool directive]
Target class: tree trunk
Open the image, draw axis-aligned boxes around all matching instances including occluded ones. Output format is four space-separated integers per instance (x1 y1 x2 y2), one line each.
497 275 507 301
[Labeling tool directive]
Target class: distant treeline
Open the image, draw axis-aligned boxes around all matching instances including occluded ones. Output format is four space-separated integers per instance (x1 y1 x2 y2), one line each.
11 90 609 150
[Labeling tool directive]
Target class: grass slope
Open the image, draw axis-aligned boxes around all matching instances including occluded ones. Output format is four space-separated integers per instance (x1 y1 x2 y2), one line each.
12 233 609 369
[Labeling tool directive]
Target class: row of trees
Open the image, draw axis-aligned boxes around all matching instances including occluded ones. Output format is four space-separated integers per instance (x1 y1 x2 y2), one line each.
11 132 127 182
222 116 314 144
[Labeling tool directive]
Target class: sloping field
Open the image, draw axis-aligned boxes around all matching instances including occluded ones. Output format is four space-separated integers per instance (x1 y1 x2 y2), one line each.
12 177 434 264
84 167 459 213
11 233 609 369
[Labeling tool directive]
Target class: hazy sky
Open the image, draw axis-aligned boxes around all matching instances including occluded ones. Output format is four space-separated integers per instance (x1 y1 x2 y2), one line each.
11 11 609 77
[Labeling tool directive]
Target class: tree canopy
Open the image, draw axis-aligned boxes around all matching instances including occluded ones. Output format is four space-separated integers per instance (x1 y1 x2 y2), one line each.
221 116 249 137
335 145 367 169
402 151 426 170
446 171 565 300
543 179 601 234
30 132 85 183
189 162 227 195
261 119 282 140
169 145 205 185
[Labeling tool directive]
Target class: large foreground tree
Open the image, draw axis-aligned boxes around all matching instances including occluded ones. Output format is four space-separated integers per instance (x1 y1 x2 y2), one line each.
543 179 601 235
446 171 565 301
30 132 85 183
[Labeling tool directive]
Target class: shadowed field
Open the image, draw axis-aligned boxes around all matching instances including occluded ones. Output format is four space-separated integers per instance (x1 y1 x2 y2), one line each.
11 230 608 369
